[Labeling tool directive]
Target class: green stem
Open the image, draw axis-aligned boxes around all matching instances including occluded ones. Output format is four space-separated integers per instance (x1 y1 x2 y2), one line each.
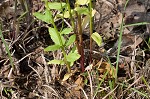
66 0 80 56
115 14 124 81
66 0 74 29
52 19 71 73
115 0 129 81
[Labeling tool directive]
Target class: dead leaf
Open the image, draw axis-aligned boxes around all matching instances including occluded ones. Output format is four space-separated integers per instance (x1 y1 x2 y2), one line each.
101 0 115 8
109 34 143 55
97 62 116 79
85 64 93 71
0 1 14 17
74 76 83 91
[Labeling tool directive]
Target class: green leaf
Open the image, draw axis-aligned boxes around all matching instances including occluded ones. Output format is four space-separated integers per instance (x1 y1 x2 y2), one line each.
91 32 102 47
44 44 61 51
49 27 66 46
75 7 89 15
70 61 74 66
58 10 75 18
48 27 60 45
48 2 66 10
66 52 80 62
48 59 65 65
61 35 66 45
33 9 52 24
76 0 90 5
70 45 77 53
65 34 76 47
60 28 73 35
64 11 71 18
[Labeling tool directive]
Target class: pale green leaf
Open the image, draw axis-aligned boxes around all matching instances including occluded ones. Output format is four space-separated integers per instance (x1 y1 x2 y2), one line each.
49 27 65 45
61 35 66 45
48 2 66 10
33 9 52 24
44 44 61 51
70 61 74 66
48 27 60 45
75 7 89 15
65 34 76 47
70 46 77 53
91 32 102 47
76 0 90 5
48 59 65 65
57 10 75 18
60 28 73 35
64 11 70 18
66 52 80 62
62 73 72 81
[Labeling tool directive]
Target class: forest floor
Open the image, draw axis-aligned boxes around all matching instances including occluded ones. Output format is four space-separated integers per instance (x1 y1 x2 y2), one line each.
0 0 150 99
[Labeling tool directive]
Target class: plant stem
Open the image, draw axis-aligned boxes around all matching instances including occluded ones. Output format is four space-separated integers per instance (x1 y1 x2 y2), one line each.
89 0 93 64
66 0 74 29
66 0 83 71
66 0 80 58
115 14 124 81
77 13 84 72
45 1 71 72
52 21 71 73
115 0 129 81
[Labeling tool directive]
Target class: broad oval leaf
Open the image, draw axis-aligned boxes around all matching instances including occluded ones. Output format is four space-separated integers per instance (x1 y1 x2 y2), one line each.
60 28 73 35
66 52 80 62
48 59 65 65
65 34 76 47
91 32 102 47
48 2 66 10
76 0 90 5
44 44 61 51
64 11 70 18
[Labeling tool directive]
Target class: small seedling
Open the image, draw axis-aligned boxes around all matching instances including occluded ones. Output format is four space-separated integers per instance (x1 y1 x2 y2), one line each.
34 0 102 73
